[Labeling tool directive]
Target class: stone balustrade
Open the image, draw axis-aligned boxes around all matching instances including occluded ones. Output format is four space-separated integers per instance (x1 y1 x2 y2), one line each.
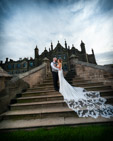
0 58 50 114
69 56 113 87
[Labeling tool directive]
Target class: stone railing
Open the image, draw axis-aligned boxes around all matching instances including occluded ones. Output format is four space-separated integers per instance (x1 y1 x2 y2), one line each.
69 55 113 87
0 58 50 114
16 63 47 88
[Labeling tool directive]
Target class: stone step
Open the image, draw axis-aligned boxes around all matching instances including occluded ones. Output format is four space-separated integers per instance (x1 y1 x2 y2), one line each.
1 107 75 120
29 82 104 91
23 89 113 98
21 91 59 97
21 89 113 98
99 90 113 96
73 82 104 87
28 86 55 91
10 100 67 110
36 80 92 86
15 91 113 103
83 85 112 91
3 97 113 120
43 77 83 83
10 96 113 110
33 85 112 91
16 95 63 103
0 116 113 130
44 76 80 81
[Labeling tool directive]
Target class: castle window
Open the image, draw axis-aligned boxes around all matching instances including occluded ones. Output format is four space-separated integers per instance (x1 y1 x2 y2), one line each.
23 63 26 67
64 54 66 60
8 64 11 69
63 64 68 71
17 64 21 68
30 62 33 67
58 55 62 59
58 47 61 52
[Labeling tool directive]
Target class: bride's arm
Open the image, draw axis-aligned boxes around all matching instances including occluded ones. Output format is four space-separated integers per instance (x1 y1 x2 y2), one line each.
56 63 61 70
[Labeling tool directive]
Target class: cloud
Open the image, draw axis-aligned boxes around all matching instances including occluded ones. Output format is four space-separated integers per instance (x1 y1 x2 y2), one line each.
0 0 113 65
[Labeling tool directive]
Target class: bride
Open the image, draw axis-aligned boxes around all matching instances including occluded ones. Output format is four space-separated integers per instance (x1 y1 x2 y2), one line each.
56 58 113 119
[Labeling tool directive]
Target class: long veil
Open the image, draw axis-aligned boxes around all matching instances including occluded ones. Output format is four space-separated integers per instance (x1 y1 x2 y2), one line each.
58 70 113 119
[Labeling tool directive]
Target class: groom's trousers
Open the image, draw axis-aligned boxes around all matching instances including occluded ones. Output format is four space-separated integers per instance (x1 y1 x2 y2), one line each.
52 71 59 91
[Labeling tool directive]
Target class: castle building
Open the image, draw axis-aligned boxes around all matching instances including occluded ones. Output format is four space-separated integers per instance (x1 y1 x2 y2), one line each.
0 40 97 74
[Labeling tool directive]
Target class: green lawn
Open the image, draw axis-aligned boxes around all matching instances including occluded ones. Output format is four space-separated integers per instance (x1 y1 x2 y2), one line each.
0 124 113 141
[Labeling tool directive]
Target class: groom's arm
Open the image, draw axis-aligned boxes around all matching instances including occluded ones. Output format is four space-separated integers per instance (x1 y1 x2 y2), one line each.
51 62 59 71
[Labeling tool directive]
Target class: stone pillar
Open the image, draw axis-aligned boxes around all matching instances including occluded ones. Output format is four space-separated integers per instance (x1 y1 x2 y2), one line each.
43 57 50 74
69 54 78 71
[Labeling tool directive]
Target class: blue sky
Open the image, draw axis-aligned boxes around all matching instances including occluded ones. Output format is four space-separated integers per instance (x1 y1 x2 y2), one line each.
0 0 113 65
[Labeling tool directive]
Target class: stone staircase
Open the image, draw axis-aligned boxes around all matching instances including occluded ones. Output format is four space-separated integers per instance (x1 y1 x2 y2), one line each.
0 70 113 130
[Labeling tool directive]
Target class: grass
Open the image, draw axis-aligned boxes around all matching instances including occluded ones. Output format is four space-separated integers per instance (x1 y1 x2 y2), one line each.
0 124 113 141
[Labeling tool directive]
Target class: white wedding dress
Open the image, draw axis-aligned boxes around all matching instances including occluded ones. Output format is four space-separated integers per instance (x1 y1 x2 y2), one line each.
58 68 113 119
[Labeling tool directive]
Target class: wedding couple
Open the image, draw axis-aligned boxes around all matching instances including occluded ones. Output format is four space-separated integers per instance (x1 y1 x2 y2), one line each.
51 57 113 119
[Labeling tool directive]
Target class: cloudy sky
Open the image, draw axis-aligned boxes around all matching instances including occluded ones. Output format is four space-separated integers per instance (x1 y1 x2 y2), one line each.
0 0 113 65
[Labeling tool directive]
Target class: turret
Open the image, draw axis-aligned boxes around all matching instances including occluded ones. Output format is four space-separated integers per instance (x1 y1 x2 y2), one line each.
68 46 70 50
34 45 39 59
5 58 8 63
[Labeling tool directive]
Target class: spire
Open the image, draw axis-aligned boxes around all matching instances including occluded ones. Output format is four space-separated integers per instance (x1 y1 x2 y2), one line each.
92 48 94 54
51 42 53 50
65 40 67 49
35 45 38 50
34 45 39 59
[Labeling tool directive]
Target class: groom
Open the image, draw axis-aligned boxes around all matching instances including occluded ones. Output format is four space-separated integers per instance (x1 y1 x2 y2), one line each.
51 57 59 91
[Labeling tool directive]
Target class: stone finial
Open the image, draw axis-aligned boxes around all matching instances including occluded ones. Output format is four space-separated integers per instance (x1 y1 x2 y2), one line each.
69 54 78 59
43 57 49 61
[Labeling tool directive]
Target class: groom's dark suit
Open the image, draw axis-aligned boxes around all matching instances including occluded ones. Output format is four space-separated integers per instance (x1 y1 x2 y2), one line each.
51 61 59 91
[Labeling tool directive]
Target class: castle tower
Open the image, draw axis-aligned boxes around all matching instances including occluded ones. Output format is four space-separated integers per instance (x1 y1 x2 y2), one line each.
80 40 86 53
34 45 39 59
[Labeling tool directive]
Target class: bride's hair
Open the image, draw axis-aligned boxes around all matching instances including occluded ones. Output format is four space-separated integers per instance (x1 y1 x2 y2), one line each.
58 59 62 63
